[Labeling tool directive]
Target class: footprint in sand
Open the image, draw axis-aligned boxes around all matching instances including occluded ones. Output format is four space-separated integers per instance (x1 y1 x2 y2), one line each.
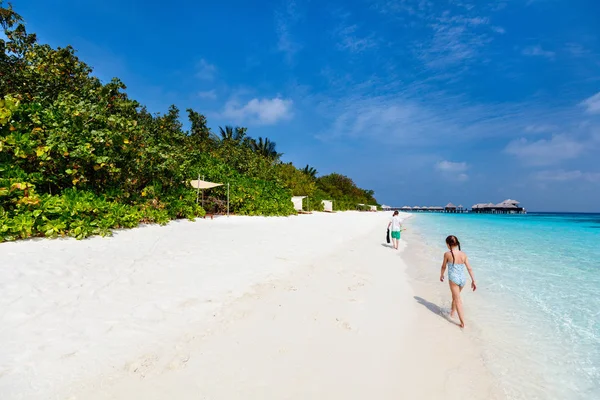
347 282 365 291
60 351 77 359
336 318 352 331
166 354 190 371
178 298 200 309
125 353 158 378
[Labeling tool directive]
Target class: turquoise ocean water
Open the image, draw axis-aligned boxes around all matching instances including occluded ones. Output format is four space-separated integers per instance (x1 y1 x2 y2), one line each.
409 212 600 400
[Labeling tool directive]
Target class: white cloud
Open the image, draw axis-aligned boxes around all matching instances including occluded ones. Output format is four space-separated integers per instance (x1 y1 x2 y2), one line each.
222 97 293 125
336 24 378 53
315 88 570 147
275 0 303 63
372 0 434 18
197 90 217 100
436 160 468 172
565 43 589 57
581 92 600 115
435 160 469 181
419 14 493 69
505 134 585 166
522 45 555 59
525 124 557 133
533 169 600 183
196 59 217 81
371 1 503 73
332 10 378 54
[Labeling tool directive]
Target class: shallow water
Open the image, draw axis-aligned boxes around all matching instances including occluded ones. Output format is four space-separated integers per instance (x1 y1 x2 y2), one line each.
408 212 600 400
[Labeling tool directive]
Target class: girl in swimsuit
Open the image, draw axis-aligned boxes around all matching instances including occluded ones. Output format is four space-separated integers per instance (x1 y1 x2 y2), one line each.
439 235 477 328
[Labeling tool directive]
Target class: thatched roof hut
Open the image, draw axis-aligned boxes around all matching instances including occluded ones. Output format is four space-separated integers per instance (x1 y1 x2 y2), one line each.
445 202 457 209
496 202 518 209
471 199 525 214
503 199 520 205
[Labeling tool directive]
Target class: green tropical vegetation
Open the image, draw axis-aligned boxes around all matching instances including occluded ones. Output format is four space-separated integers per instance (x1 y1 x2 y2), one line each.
0 3 378 242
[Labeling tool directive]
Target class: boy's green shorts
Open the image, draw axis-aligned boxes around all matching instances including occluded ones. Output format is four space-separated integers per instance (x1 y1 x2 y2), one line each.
391 231 401 239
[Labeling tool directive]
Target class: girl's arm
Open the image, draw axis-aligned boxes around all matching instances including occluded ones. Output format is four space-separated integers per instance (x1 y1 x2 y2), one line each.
440 253 447 282
465 256 477 291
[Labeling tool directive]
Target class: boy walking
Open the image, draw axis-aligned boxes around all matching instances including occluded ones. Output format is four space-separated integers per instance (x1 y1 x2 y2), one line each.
387 211 403 250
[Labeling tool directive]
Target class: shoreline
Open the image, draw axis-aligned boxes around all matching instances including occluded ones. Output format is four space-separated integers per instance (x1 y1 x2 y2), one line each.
398 217 504 399
2 211 501 399
401 213 599 400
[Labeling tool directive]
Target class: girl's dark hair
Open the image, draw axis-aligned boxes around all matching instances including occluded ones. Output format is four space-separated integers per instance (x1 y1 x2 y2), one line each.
393 211 399 216
445 235 461 263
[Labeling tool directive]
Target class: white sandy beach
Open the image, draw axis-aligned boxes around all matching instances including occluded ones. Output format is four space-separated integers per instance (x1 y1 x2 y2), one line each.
1 211 501 399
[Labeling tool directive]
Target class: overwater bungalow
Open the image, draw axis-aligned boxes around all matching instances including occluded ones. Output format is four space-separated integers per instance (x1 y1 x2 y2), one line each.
471 199 526 214
445 203 457 213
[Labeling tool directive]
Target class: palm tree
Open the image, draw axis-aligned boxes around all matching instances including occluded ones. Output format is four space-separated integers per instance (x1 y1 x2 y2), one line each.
301 164 318 179
218 126 247 143
186 108 215 144
251 137 282 159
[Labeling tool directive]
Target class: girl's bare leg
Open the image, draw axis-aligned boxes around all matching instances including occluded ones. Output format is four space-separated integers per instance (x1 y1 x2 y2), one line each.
449 282 465 328
450 284 464 318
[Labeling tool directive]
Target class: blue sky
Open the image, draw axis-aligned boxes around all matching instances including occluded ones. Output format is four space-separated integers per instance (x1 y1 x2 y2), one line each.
8 0 600 211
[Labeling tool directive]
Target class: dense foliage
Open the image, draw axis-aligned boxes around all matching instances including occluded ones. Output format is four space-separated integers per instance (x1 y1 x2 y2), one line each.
0 3 378 241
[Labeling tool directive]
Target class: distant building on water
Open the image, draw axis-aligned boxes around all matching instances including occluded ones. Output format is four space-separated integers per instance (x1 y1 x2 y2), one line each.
471 199 526 214
389 199 525 214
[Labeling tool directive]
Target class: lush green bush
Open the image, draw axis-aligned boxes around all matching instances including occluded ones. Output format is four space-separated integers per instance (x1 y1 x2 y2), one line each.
315 174 378 211
0 4 377 242
275 162 316 197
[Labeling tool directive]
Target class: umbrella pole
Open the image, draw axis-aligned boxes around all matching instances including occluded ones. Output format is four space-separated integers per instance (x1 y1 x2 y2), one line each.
227 183 230 217
202 176 205 207
196 173 200 205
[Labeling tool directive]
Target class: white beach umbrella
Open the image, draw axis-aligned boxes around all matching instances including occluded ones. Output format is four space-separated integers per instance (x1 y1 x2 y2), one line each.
189 179 223 190
189 178 228 216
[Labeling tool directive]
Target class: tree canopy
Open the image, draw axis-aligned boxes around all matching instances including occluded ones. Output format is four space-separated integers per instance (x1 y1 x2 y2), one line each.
0 3 379 241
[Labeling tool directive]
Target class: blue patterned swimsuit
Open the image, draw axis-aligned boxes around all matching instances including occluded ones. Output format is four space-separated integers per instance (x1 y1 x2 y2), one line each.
448 262 467 287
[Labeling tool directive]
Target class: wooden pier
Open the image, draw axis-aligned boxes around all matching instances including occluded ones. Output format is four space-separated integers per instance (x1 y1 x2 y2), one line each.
385 199 526 214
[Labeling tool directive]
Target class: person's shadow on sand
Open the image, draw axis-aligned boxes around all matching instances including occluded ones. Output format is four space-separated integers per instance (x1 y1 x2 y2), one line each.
413 296 461 326
380 243 394 249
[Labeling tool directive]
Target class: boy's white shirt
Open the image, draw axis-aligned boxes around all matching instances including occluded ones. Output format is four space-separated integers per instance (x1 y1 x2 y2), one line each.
390 216 402 231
